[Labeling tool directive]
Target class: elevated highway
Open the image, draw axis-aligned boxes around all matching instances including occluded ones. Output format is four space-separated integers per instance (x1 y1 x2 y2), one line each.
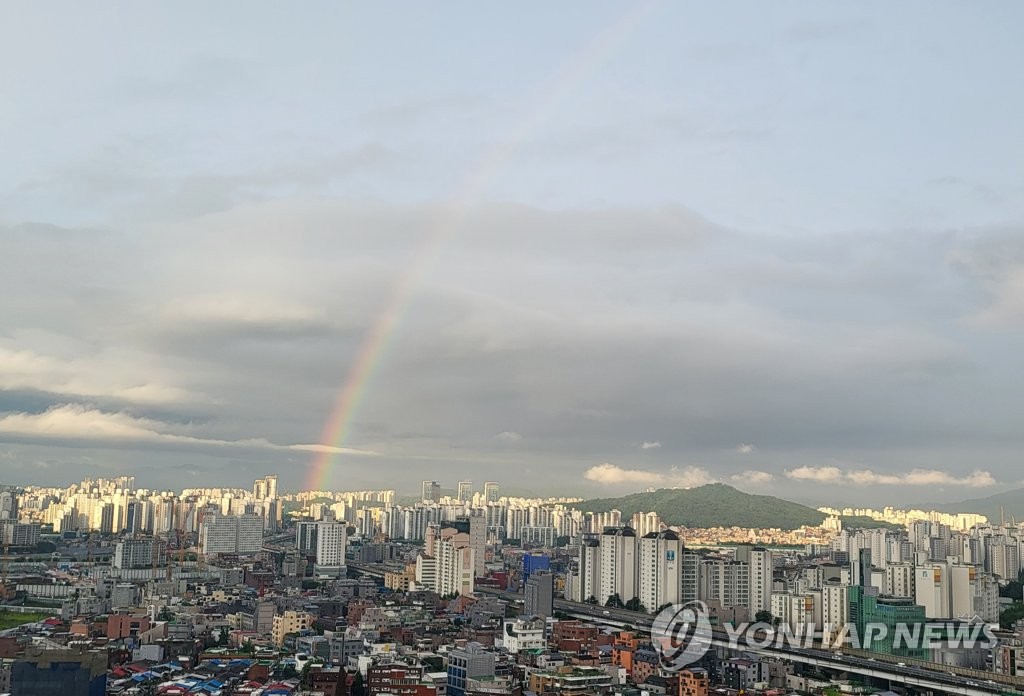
471 586 1021 696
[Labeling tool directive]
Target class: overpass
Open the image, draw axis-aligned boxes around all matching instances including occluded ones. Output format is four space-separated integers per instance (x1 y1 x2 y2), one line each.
471 586 1022 696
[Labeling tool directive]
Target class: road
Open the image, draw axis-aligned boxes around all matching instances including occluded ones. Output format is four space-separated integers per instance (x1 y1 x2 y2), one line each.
468 585 1021 696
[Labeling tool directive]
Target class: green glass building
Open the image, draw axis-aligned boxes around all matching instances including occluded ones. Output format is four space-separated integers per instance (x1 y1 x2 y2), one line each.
848 585 928 658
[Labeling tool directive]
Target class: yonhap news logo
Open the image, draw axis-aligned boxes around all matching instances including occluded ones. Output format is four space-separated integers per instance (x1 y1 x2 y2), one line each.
651 601 713 670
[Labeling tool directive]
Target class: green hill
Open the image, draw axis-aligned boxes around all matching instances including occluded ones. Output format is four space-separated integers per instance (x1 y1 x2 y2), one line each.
575 483 893 531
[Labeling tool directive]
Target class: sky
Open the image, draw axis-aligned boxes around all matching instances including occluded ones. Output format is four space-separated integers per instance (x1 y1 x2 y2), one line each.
1 2 1023 506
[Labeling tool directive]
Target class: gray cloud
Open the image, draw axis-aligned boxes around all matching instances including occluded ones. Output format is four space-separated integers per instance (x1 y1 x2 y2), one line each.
1 1 1021 504
0 202 1021 504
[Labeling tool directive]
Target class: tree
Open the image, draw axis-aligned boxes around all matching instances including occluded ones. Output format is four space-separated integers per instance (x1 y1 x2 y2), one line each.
584 596 598 605
350 672 366 696
624 597 647 613
754 610 774 625
605 593 625 609
1000 602 1024 629
1000 580 1024 600
422 656 444 672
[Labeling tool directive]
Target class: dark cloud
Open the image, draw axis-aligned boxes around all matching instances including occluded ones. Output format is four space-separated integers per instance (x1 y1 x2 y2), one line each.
1 2 1021 506
0 202 1020 506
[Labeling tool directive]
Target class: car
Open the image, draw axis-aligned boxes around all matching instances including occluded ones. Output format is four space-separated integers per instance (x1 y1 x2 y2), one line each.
603 610 610 615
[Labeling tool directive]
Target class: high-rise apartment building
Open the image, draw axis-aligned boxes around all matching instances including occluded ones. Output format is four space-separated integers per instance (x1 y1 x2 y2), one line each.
457 481 473 502
699 559 750 608
599 526 637 605
253 475 278 500
483 482 500 503
736 545 773 614
421 481 441 503
637 530 682 611
315 520 348 575
525 570 554 618
201 513 263 556
113 538 164 569
435 535 475 596
0 489 18 520
576 538 602 603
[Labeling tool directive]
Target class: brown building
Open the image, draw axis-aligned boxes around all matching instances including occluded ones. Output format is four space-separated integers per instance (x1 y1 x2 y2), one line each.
552 621 600 656
527 667 612 695
367 663 437 696
310 666 349 696
611 632 640 676
679 668 709 696
631 647 660 685
106 613 152 639
0 637 20 659
346 600 374 626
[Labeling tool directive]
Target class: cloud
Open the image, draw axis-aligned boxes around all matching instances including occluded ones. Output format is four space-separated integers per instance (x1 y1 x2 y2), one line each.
732 470 774 484
0 404 373 456
786 465 844 483
967 266 1024 328
640 441 661 450
735 443 755 454
584 463 714 488
286 443 375 455
2 207 1024 496
785 465 995 488
0 346 197 405
159 294 328 329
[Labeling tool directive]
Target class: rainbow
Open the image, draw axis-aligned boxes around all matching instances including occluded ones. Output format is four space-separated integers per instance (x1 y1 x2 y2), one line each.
305 1 659 492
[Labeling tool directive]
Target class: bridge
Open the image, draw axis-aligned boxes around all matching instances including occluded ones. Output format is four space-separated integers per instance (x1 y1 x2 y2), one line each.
342 563 1021 695
467 585 1022 696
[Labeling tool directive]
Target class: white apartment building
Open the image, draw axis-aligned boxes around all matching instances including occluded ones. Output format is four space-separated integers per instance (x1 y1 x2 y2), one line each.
315 520 348 575
637 530 682 610
599 526 637 605
576 538 602 603
201 512 263 555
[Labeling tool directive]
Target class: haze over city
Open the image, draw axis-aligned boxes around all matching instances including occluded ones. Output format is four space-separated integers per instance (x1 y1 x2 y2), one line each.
2 2 1024 506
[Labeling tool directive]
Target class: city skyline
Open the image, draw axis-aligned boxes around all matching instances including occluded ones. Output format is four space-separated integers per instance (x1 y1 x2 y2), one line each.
2 3 1024 505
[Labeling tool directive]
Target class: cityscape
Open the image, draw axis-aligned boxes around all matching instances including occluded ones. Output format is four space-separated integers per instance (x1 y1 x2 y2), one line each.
4 3 1024 696
3 475 1024 696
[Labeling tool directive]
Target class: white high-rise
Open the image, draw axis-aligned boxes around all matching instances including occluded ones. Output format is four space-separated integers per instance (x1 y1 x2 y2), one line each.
201 512 263 556
483 482 500 503
915 561 977 620
637 530 682 610
699 559 750 608
885 562 915 597
315 520 348 574
435 535 475 596
576 538 602 603
599 526 637 605
736 546 773 614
